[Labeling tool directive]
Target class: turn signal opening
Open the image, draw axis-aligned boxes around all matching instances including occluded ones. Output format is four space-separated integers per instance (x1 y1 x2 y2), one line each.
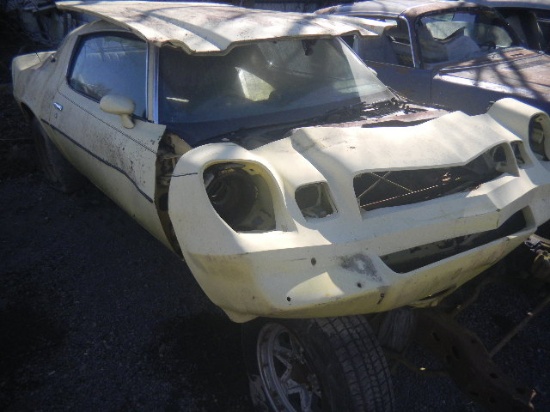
295 182 336 220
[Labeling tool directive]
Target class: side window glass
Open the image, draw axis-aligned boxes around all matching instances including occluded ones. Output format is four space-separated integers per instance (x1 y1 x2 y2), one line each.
384 18 413 67
352 18 413 67
68 34 147 118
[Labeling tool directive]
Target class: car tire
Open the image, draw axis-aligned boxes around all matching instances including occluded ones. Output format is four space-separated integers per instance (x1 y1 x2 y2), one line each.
242 316 395 412
31 118 84 193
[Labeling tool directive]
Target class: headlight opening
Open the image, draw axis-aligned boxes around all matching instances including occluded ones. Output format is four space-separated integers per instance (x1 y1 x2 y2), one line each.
204 162 276 232
529 114 550 160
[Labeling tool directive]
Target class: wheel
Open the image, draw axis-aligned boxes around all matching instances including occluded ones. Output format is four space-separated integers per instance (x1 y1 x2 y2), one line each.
242 316 395 412
31 118 84 193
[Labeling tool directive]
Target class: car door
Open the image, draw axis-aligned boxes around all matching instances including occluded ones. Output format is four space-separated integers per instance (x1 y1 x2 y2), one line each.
48 30 171 247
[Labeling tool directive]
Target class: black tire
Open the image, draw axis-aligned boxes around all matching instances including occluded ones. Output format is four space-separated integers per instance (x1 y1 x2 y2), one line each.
31 118 84 193
242 316 395 412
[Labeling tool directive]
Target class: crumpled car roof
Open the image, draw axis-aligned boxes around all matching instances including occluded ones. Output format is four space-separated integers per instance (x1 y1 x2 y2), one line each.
56 1 377 54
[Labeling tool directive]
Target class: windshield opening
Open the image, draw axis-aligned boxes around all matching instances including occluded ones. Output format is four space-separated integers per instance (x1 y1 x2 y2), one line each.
158 38 394 145
417 9 519 67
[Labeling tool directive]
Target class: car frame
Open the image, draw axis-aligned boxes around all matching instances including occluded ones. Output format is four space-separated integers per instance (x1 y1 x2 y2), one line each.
12 1 550 410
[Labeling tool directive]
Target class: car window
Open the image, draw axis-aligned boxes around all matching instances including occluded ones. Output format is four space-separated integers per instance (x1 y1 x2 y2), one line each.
351 18 414 68
68 33 147 118
501 9 550 51
158 38 394 144
537 11 550 48
417 10 516 66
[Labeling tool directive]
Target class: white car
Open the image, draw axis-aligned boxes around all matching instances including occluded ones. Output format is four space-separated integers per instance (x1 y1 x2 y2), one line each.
12 1 550 410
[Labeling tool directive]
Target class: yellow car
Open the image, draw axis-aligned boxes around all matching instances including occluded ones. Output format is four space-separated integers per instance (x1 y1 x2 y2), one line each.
12 2 550 410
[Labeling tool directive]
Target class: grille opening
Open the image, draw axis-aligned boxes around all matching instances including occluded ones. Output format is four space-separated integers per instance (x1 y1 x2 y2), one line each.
381 210 527 273
354 145 509 212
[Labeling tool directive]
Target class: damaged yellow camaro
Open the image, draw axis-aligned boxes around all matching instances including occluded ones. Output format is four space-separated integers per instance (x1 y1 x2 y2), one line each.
12 1 550 411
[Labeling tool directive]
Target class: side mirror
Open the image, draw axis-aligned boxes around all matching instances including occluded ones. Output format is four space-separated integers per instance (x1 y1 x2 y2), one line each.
100 94 135 129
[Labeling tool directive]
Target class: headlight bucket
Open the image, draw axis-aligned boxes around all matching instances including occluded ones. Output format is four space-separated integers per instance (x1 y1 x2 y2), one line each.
204 162 276 232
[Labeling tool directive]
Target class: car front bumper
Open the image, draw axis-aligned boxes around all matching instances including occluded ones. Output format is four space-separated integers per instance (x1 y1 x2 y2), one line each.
169 99 550 322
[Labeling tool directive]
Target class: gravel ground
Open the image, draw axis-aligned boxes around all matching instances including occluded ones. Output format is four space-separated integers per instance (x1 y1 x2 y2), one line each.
1 25 549 411
2 87 550 412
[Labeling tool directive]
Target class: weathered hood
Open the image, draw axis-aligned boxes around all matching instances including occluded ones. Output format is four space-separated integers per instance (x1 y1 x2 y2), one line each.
437 49 550 105
169 98 549 252
252 109 516 192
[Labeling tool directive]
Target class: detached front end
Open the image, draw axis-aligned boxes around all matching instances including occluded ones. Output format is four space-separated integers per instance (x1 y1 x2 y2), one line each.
168 98 550 322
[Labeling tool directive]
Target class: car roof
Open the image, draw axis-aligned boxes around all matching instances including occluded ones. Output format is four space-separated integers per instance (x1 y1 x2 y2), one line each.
317 0 484 19
56 1 376 54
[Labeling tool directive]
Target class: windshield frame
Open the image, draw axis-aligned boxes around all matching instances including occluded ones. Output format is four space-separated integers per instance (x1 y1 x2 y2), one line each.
154 36 396 146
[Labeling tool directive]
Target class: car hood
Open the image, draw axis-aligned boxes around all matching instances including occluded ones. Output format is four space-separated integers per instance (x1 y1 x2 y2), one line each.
437 49 550 103
171 98 540 255
252 108 516 194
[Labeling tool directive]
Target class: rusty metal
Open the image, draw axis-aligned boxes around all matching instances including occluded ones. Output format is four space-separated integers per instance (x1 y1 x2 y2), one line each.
489 292 550 357
531 250 550 282
413 309 536 412
449 275 497 317
384 348 448 377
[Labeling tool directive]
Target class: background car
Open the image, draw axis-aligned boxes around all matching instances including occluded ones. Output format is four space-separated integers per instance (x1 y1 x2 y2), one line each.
318 0 550 114
11 1 550 411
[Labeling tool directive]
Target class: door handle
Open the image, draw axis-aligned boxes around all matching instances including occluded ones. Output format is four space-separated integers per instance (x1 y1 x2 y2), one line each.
53 102 63 111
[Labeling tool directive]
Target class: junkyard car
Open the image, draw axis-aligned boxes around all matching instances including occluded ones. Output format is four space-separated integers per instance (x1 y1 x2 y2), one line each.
471 0 550 51
317 0 550 115
12 1 550 411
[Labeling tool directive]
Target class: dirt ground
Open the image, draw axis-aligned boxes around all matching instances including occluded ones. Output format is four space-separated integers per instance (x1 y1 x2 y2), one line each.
0 92 253 412
1 15 549 411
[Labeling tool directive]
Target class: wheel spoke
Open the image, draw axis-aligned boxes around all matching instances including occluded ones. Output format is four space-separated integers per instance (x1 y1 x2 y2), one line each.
287 381 314 411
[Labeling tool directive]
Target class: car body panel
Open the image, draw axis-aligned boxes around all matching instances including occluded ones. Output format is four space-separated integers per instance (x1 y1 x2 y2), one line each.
57 1 378 54
169 99 550 321
49 80 170 245
12 2 550 323
433 48 550 113
318 0 550 115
